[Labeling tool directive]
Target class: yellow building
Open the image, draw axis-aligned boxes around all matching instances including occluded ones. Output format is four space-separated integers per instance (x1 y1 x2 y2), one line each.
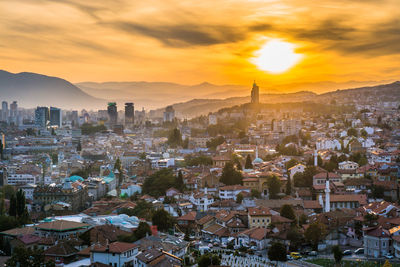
248 207 272 228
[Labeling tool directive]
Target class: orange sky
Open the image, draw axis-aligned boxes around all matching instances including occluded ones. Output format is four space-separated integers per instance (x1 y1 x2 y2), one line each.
1 0 400 92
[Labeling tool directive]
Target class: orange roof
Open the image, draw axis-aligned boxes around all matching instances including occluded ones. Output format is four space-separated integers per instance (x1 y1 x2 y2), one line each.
248 206 271 216
91 241 137 254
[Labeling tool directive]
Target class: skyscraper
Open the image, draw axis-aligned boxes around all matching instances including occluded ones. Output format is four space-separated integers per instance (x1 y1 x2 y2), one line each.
251 81 259 104
9 101 18 125
107 102 118 128
35 106 50 128
125 102 134 129
50 107 62 127
1 101 8 122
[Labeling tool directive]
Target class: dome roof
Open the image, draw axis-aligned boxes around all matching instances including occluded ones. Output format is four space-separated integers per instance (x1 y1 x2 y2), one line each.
68 175 84 182
253 158 263 164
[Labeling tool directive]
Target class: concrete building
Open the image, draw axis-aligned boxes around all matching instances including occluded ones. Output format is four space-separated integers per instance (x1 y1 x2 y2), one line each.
91 242 139 267
364 226 391 258
163 105 175 122
35 106 50 128
124 102 134 129
1 101 8 122
50 107 62 127
107 102 118 128
251 81 259 104
248 207 272 228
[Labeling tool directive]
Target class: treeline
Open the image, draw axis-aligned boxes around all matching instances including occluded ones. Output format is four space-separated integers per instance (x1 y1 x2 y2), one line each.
80 123 107 135
142 169 184 197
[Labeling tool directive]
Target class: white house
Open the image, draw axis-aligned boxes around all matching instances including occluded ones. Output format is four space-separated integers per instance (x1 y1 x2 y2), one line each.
338 161 359 170
316 138 341 151
219 185 250 201
91 241 139 267
6 173 37 185
190 189 214 211
120 183 142 197
288 163 306 179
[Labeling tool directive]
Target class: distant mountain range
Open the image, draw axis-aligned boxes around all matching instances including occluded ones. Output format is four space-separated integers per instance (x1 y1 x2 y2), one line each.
0 70 398 118
75 81 281 110
0 70 105 109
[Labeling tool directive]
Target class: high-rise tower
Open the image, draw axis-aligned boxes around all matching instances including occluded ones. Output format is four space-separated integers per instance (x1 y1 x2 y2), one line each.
251 81 259 104
125 102 134 129
107 102 118 128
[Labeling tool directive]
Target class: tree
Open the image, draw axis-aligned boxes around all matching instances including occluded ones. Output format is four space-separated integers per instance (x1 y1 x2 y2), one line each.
206 136 225 150
175 170 184 191
134 222 152 240
371 185 385 199
220 162 243 185
8 194 16 217
2 185 15 199
167 128 182 148
0 197 5 215
6 246 55 267
280 204 296 221
287 228 303 251
361 129 368 138
293 166 317 188
143 168 179 197
382 260 392 267
267 175 281 199
364 213 378 227
236 193 243 204
286 175 292 195
251 189 261 199
285 159 298 170
305 222 326 250
198 253 220 267
348 128 358 137
245 154 253 169
0 215 18 232
332 245 343 264
268 242 287 262
16 189 26 217
152 209 175 232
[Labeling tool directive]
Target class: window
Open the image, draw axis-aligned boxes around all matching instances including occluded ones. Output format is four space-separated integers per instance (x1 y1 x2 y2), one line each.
253 219 255 223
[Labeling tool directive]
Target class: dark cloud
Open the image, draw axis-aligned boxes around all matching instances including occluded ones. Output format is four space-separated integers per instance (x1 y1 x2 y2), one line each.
109 22 246 47
293 20 355 41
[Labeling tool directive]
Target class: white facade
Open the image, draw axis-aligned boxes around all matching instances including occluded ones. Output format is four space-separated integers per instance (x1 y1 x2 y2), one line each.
91 247 138 267
288 163 305 179
338 161 359 170
6 173 37 185
209 114 217 125
219 186 250 201
316 138 341 150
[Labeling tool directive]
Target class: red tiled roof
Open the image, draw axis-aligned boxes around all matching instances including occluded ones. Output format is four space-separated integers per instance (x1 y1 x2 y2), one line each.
91 241 137 254
248 206 271 216
177 211 197 221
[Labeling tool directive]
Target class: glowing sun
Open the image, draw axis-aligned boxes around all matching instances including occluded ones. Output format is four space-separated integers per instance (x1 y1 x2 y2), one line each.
252 39 302 73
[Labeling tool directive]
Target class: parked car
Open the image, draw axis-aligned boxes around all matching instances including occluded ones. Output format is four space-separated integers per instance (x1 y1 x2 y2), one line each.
343 250 352 256
290 252 302 260
354 248 364 255
287 255 293 260
385 253 394 259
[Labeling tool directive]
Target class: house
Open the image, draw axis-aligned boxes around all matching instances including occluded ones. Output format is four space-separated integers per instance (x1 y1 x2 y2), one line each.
236 227 269 250
363 226 391 258
189 191 214 211
338 161 359 170
35 220 91 240
219 185 250 201
248 207 272 228
44 241 79 265
288 164 306 179
177 211 197 229
166 187 180 197
212 155 231 168
120 183 142 197
313 172 341 186
90 241 138 267
136 249 182 267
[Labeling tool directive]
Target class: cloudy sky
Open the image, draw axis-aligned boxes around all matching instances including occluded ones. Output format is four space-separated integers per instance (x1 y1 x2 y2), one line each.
1 0 400 93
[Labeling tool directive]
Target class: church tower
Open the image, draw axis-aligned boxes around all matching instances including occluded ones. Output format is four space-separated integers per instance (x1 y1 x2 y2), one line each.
251 81 259 104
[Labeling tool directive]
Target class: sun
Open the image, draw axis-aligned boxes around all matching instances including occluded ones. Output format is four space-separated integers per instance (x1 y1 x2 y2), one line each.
251 39 303 74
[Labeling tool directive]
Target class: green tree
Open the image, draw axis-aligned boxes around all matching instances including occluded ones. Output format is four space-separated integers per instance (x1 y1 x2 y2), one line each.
268 242 287 262
293 166 317 188
332 245 343 264
134 222 152 240
143 168 178 197
198 253 220 267
119 200 154 221
0 139 3 160
220 162 243 185
0 215 18 232
348 128 358 137
206 136 225 150
251 189 261 199
167 128 182 148
245 154 253 169
77 140 82 152
285 159 298 170
152 209 175 232
6 246 55 267
16 189 26 217
2 185 15 199
382 260 392 267
267 175 281 199
286 175 292 195
0 197 5 215
287 228 303 251
280 204 296 221
236 193 244 204
305 222 326 250
361 129 368 137
8 194 16 217
176 170 184 191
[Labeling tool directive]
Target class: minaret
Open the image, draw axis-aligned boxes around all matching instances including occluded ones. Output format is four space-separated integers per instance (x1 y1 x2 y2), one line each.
325 172 330 213
255 145 259 159
251 81 259 104
314 149 318 167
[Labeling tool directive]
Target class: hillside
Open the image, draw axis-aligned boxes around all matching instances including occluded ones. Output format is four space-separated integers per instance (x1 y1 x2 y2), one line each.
0 70 105 109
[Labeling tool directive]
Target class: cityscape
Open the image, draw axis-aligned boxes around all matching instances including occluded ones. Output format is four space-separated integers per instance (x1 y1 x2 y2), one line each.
0 1 400 267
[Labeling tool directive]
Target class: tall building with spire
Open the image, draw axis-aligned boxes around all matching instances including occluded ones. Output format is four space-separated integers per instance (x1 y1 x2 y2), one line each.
251 81 259 104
